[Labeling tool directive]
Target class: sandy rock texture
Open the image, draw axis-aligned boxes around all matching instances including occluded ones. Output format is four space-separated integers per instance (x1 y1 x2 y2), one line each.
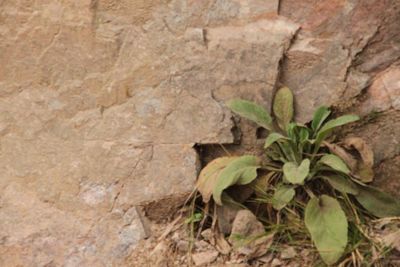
0 0 399 265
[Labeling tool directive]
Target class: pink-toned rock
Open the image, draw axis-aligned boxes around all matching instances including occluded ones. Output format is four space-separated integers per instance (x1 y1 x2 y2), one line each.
0 0 399 265
279 0 400 121
360 77 392 115
281 35 350 122
347 111 400 164
382 68 400 110
374 156 400 198
0 0 299 265
359 67 400 115
229 210 273 258
192 250 219 266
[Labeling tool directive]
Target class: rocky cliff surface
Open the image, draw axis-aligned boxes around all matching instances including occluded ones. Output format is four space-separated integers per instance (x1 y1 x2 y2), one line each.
0 0 399 266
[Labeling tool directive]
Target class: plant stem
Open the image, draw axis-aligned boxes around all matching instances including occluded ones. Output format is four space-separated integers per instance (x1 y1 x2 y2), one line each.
304 187 315 198
261 166 282 172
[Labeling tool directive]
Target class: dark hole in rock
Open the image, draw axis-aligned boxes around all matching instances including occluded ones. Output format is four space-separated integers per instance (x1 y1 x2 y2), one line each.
256 127 268 139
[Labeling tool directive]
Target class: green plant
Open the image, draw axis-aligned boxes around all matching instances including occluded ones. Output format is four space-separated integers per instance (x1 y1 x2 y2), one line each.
195 87 400 265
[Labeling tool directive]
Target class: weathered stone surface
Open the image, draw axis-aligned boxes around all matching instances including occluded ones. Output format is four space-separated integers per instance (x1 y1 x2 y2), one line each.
192 250 219 266
281 35 350 122
229 210 273 258
359 67 400 115
343 70 371 99
117 144 199 207
0 0 300 265
279 0 399 122
1 0 399 265
354 1 400 74
374 156 400 198
345 111 400 164
229 210 266 247
0 183 148 266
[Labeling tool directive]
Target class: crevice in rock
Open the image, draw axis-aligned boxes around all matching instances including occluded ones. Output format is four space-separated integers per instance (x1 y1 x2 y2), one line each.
141 192 193 222
375 153 400 168
89 0 99 30
277 0 281 15
109 181 123 213
336 24 381 105
38 26 62 63
162 17 178 36
202 28 209 49
256 127 268 140
275 26 301 110
192 106 243 168
194 143 239 169
135 206 152 238
351 25 381 64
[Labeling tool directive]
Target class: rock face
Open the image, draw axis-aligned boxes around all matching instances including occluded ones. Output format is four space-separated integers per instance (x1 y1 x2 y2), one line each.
280 0 400 120
359 67 400 114
229 210 273 258
0 0 399 265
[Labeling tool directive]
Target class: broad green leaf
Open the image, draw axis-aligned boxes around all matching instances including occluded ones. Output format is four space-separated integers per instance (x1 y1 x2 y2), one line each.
264 133 287 149
213 156 260 205
355 186 400 218
319 154 351 174
299 128 309 144
273 87 294 131
272 184 295 210
305 195 348 265
278 141 297 162
322 175 359 195
286 122 298 142
196 157 238 203
286 123 309 144
227 99 272 130
316 115 359 144
312 106 331 132
283 159 310 185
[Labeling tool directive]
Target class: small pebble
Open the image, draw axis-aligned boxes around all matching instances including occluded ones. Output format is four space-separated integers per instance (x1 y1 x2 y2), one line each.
192 250 219 266
176 240 189 253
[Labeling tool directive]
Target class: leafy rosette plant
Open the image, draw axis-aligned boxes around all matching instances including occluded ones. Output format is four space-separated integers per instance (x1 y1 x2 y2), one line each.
195 87 400 265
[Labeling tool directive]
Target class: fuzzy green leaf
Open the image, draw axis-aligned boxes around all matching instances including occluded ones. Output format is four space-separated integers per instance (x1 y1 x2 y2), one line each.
355 186 400 218
322 175 359 195
283 159 310 185
305 195 348 265
272 184 295 210
196 157 238 203
227 99 272 130
299 128 310 144
312 106 331 132
278 141 296 162
316 115 359 144
264 133 287 149
213 156 260 205
273 87 294 131
320 115 359 133
286 122 298 142
319 154 351 174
